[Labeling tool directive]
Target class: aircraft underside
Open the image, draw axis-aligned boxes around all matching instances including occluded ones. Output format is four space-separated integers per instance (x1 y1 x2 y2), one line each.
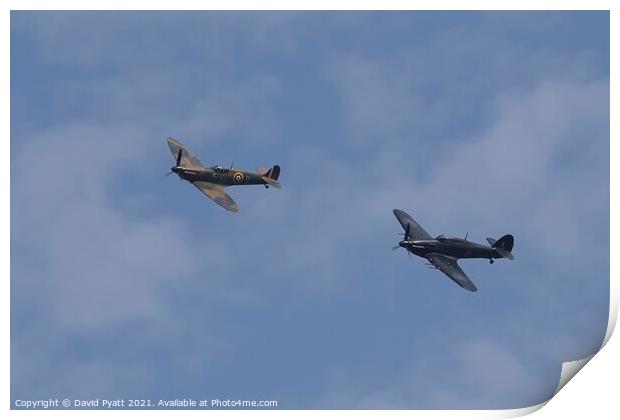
409 245 499 260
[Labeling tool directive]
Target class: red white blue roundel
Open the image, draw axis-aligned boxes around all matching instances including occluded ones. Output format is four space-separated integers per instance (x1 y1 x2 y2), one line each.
233 172 244 183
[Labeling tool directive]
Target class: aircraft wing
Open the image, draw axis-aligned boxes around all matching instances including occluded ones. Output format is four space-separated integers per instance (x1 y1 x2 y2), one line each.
192 181 239 212
393 209 432 240
426 253 478 292
167 137 204 169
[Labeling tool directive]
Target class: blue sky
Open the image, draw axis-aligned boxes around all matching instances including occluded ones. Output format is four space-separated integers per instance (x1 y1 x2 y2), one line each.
11 11 609 409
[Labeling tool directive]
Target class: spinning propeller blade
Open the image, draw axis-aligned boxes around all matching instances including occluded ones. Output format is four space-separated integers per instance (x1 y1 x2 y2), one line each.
394 223 413 256
176 148 183 167
394 222 414 258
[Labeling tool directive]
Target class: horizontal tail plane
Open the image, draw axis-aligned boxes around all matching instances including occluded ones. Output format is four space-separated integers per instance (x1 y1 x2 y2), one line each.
258 165 281 188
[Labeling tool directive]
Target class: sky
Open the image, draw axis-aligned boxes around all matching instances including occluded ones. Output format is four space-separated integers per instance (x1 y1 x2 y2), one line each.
10 11 609 409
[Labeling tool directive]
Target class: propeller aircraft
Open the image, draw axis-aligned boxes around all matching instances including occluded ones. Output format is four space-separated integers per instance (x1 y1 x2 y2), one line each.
166 137 281 212
392 209 514 292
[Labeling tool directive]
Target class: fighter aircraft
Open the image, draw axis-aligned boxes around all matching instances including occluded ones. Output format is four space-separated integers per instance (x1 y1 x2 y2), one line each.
166 137 281 212
392 209 514 292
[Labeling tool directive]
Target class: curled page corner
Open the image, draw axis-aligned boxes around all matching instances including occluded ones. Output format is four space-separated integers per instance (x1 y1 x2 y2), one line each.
549 275 618 398
497 352 601 417
500 285 617 417
494 401 547 418
554 355 595 396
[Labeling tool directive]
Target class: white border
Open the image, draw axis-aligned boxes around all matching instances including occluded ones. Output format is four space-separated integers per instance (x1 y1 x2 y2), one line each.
3 1 616 419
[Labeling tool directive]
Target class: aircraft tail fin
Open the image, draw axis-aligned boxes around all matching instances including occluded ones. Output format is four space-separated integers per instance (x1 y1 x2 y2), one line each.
492 234 514 260
257 165 280 180
266 165 280 180
493 234 514 252
260 165 281 188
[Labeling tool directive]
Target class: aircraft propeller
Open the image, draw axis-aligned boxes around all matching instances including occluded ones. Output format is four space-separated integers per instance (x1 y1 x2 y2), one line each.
396 223 411 239
393 223 412 257
176 148 183 166
166 148 183 176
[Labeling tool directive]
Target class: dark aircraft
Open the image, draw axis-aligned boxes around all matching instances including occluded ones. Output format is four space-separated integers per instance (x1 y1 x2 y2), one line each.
392 209 514 292
166 137 281 212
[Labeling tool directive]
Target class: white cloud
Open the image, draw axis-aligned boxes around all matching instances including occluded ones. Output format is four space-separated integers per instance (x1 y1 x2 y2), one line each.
11 12 609 408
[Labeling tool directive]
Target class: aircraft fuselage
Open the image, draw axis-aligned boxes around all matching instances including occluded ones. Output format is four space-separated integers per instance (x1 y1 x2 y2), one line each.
172 166 268 187
401 238 506 260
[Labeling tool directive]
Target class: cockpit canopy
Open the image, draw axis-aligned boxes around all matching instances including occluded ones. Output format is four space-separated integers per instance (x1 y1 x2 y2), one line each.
435 234 463 243
211 165 226 172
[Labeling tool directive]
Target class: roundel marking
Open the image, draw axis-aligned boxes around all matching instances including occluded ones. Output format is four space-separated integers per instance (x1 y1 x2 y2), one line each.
233 172 244 183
